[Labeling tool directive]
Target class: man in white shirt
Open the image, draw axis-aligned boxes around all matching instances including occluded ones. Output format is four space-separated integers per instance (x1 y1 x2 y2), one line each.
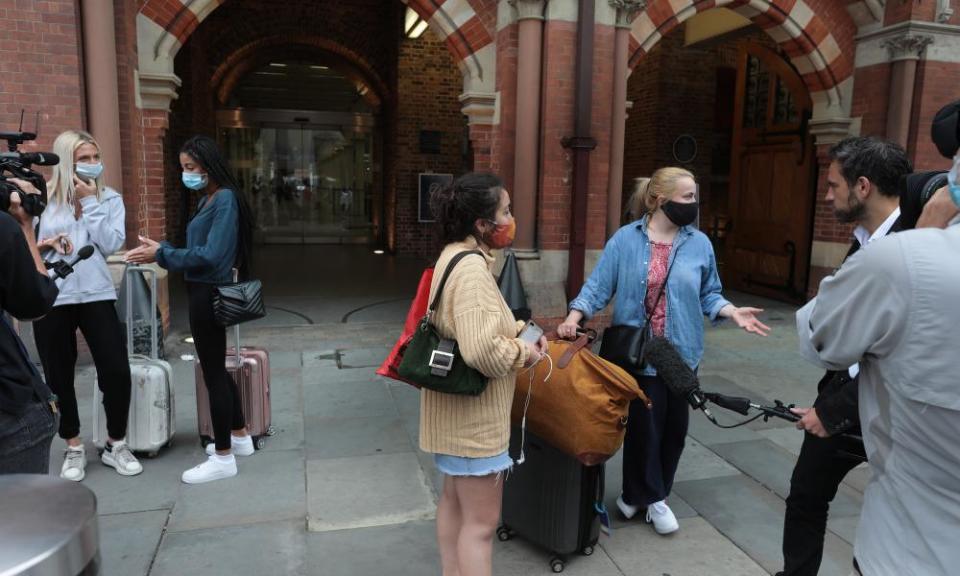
778 137 911 576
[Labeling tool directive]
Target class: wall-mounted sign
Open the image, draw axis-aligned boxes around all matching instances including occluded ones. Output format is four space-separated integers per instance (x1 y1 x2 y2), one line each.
418 173 453 223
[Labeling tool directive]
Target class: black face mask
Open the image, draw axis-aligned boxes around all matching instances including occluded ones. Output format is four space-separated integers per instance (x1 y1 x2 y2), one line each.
661 201 698 227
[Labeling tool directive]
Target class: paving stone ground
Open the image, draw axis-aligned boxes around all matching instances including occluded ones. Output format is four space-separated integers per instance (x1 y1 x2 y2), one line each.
33 246 865 575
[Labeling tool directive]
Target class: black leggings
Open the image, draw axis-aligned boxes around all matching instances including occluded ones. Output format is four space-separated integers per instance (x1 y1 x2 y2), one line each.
188 282 245 451
33 300 131 441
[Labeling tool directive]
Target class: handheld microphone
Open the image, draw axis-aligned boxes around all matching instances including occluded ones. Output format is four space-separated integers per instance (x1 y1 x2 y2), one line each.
20 152 60 166
50 245 95 280
643 336 715 420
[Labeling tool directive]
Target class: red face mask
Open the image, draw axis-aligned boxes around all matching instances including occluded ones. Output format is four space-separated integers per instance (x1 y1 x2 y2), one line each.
484 218 516 249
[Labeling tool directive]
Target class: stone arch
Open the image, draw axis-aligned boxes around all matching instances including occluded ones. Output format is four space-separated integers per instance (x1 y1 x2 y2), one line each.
137 0 497 110
209 36 390 111
627 0 857 116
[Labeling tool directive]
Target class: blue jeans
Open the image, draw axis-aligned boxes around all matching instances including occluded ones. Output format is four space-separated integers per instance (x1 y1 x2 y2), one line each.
0 401 58 474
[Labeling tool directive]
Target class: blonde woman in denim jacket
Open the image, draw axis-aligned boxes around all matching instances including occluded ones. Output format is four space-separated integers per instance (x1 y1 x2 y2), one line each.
558 167 770 534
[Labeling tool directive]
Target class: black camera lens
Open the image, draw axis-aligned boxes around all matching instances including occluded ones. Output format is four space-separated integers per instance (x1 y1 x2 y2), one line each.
900 170 948 230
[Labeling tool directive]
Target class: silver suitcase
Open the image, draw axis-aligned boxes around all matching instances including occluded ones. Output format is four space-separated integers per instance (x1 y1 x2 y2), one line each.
93 266 175 456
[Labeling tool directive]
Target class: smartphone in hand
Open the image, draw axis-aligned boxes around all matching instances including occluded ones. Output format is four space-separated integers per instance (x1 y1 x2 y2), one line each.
519 320 544 346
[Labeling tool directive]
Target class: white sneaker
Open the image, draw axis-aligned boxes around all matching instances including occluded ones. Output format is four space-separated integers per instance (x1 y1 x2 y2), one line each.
204 434 255 457
181 455 237 484
616 494 639 520
60 445 87 482
101 440 143 476
646 500 679 535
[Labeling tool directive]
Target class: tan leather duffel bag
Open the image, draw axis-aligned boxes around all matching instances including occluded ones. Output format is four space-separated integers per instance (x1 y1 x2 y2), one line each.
512 330 651 465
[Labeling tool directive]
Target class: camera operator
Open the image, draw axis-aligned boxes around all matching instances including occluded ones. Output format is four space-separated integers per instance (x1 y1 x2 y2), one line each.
795 110 960 575
0 179 60 474
776 137 910 576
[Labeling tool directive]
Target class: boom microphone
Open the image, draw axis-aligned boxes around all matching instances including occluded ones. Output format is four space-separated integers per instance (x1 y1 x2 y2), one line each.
643 336 714 419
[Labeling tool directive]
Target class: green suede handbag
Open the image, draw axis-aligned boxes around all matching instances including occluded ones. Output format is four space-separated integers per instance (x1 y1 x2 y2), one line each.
397 250 489 396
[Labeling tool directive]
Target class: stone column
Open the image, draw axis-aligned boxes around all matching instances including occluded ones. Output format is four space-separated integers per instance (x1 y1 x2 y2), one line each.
882 34 933 146
607 1 645 237
81 0 124 190
510 0 547 253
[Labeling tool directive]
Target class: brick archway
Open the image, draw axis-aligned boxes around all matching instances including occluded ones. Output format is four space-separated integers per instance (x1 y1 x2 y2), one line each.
628 0 856 111
138 0 495 93
209 36 390 110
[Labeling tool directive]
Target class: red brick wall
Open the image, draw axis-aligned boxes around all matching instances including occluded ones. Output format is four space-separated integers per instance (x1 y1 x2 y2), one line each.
850 63 891 139
537 20 577 251
114 0 147 247
394 28 469 258
0 1 83 162
586 24 615 250
909 60 960 171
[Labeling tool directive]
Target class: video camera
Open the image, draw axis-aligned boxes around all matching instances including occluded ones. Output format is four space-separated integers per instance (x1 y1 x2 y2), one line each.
0 114 60 218
899 100 960 229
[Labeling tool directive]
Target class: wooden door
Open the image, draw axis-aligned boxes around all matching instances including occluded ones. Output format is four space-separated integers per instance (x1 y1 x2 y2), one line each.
724 44 815 302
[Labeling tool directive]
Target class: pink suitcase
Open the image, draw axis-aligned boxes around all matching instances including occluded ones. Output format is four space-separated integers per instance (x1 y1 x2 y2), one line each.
195 321 273 450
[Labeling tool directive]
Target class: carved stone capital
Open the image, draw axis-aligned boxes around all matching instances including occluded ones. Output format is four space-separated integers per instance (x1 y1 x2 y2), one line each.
609 0 647 28
459 91 498 125
881 34 934 62
137 71 182 111
508 0 546 21
809 117 855 146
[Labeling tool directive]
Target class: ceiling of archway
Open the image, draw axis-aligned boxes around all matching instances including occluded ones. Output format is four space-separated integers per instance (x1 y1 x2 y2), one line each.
228 60 374 113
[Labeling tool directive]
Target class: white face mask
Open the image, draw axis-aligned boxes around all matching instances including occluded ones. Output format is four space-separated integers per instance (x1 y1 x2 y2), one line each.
75 162 103 181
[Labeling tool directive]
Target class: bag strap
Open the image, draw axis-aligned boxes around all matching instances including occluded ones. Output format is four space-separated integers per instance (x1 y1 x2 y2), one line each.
546 328 597 369
427 250 485 314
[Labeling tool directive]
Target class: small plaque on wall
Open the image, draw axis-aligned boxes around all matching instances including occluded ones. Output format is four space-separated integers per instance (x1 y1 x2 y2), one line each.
418 173 453 223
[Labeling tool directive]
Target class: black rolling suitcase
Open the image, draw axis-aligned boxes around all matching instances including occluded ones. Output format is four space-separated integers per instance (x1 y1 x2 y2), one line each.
499 428 607 573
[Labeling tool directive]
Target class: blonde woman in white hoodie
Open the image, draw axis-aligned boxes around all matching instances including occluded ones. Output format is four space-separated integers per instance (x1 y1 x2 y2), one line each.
32 130 142 481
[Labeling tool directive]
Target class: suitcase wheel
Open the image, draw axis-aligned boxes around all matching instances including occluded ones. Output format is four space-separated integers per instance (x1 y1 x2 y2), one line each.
581 545 594 556
266 425 276 437
255 437 267 450
549 557 565 573
496 526 513 542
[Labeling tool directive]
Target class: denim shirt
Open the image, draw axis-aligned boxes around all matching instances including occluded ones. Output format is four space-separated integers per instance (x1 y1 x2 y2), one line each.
569 216 730 375
156 189 239 284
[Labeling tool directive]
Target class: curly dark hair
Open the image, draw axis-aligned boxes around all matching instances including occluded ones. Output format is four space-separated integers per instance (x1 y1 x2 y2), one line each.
180 135 255 278
430 172 504 245
828 136 912 198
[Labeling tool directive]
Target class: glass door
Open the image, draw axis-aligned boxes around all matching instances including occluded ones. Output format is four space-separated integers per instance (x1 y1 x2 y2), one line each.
218 109 380 245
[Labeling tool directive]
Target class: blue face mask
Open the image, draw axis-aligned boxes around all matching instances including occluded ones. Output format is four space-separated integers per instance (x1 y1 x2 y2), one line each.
182 172 208 190
75 162 103 181
948 155 960 208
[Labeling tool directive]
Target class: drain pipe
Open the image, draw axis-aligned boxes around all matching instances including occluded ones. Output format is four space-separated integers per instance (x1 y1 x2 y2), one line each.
563 0 597 300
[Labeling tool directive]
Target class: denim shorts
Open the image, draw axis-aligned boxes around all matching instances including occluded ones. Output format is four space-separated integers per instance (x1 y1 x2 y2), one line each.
434 450 513 477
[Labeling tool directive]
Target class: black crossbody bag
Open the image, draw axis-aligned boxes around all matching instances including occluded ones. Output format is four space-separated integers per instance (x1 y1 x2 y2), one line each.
598 250 675 372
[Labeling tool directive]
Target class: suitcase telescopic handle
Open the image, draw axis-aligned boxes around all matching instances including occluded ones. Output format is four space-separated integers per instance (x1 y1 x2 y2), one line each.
126 265 160 360
232 267 241 366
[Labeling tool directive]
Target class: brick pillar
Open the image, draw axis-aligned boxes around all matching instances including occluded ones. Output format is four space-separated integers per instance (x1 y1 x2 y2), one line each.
511 0 547 252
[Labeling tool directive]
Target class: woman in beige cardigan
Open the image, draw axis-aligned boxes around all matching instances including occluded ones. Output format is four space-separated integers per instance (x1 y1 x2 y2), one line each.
423 172 547 576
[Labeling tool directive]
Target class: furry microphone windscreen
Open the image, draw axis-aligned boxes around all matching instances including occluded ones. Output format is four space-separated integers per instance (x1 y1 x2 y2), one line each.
644 336 699 398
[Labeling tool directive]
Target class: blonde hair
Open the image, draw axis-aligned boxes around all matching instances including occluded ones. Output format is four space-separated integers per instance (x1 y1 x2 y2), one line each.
628 167 695 220
47 130 104 206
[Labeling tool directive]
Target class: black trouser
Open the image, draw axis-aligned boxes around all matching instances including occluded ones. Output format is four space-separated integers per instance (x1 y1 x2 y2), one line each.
33 301 131 441
781 431 866 576
188 282 244 451
622 375 689 507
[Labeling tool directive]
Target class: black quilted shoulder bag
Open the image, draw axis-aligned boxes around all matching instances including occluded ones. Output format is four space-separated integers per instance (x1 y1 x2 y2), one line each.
213 269 266 327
